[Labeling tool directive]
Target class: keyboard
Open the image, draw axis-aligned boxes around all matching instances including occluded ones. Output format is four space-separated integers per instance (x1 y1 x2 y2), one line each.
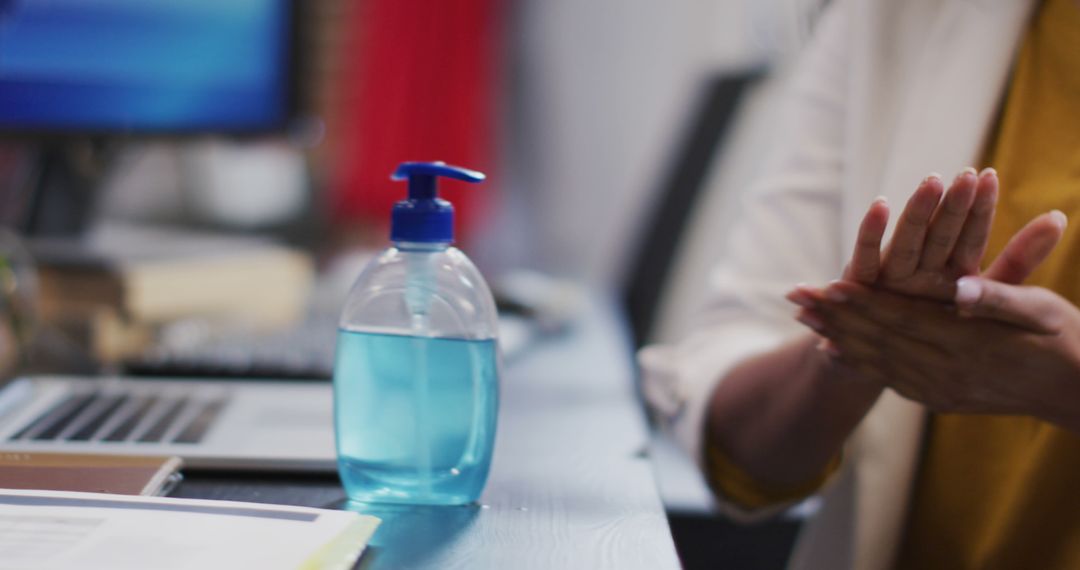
8 383 229 445
121 313 536 380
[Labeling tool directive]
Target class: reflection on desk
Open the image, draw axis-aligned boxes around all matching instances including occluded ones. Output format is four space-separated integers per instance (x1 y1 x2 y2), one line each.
172 293 680 569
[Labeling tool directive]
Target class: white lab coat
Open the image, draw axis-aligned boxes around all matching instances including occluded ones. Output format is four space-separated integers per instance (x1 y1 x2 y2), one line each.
638 0 1038 568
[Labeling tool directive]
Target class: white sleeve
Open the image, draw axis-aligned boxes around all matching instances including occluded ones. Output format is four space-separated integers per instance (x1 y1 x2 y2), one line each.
638 0 853 471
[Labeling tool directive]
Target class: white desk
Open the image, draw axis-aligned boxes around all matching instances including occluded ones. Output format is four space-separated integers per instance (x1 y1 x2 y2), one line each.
175 292 681 569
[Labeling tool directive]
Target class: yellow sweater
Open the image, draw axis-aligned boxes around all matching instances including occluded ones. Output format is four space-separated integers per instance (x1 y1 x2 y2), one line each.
895 0 1080 567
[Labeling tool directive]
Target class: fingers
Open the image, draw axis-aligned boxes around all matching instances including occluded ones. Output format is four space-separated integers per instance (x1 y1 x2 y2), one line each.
788 280 955 346
845 197 890 283
881 174 944 281
918 169 979 271
949 168 999 275
792 298 949 396
821 280 955 343
983 210 1068 284
786 283 826 308
954 276 1066 334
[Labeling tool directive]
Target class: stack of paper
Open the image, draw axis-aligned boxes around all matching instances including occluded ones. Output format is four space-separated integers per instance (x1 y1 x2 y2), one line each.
0 489 379 570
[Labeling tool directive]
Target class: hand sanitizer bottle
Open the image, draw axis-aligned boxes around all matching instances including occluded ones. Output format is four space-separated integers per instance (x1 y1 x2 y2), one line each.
333 161 499 506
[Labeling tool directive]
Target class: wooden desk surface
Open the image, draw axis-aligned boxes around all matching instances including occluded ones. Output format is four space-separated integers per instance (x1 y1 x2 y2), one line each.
173 295 681 569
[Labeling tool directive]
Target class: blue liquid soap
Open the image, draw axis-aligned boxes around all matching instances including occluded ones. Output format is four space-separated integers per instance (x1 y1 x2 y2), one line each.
333 329 498 505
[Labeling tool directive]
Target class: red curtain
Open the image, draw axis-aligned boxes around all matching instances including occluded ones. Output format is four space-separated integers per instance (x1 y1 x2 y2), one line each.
329 0 503 244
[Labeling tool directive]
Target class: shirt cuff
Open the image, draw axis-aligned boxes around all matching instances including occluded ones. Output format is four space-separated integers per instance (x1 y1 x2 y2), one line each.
703 427 841 511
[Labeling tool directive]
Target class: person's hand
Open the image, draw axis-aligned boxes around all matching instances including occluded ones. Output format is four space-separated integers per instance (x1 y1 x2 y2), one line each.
788 167 1067 335
786 167 1068 394
797 278 1080 432
840 168 1065 301
841 169 983 300
785 169 988 337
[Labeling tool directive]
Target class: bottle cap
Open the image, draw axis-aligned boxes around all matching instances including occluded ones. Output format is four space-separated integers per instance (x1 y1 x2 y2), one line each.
390 161 486 243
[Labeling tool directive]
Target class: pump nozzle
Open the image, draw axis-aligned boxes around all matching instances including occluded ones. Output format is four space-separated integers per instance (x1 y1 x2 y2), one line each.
390 162 486 244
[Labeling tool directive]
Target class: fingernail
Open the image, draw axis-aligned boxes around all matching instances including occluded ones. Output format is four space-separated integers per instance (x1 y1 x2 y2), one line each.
955 167 977 182
787 291 816 308
978 166 997 178
796 312 825 332
873 195 888 205
955 277 982 305
1050 209 1068 230
825 286 848 303
923 172 942 184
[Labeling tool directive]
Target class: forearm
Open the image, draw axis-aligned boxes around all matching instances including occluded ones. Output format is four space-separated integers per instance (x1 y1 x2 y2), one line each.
706 333 882 487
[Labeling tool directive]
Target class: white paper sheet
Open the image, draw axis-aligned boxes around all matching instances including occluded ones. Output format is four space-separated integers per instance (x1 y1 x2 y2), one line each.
0 489 379 570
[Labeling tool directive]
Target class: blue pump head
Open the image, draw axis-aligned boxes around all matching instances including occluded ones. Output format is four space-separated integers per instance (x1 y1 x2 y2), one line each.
390 161 486 243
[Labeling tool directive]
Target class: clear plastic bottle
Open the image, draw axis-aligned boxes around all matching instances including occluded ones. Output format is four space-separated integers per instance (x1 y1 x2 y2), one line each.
333 162 500 506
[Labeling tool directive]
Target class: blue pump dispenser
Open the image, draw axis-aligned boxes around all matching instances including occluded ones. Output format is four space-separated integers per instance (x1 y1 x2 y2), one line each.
390 162 485 244
333 161 500 506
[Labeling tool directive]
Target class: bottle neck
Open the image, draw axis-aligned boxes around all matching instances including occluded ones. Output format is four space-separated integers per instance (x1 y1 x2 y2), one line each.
394 240 451 252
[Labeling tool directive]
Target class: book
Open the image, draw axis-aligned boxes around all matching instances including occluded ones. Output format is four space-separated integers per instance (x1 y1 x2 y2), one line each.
0 452 183 496
30 222 315 362
0 489 380 570
33 222 314 329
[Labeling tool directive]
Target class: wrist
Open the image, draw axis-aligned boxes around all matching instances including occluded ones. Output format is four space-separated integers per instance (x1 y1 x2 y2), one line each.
704 332 881 487
800 335 884 423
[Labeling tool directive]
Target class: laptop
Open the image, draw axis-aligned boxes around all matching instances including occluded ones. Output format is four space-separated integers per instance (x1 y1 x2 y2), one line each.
0 376 337 472
0 315 538 472
0 262 567 472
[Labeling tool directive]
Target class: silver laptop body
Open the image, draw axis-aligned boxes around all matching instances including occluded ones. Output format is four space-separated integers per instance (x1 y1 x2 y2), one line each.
0 376 337 471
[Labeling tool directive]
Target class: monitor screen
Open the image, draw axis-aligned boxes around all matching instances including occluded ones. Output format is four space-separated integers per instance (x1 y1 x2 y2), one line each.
0 0 293 133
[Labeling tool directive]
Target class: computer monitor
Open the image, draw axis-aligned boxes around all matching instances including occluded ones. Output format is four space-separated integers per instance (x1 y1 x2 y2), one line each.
0 0 297 134
0 0 300 236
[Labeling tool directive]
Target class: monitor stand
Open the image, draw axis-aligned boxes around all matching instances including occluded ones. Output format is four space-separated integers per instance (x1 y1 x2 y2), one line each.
20 140 114 239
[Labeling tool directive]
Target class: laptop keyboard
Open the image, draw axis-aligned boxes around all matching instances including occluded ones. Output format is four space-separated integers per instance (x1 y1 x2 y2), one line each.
8 388 229 445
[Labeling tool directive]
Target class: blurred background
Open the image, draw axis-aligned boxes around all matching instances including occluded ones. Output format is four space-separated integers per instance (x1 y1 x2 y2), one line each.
0 0 828 567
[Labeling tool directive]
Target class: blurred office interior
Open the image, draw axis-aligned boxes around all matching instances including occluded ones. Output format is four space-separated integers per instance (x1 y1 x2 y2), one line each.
0 0 827 568
0 0 825 296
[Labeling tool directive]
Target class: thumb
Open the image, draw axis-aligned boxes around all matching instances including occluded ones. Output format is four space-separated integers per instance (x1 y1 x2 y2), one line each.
954 277 1064 334
982 210 1067 284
